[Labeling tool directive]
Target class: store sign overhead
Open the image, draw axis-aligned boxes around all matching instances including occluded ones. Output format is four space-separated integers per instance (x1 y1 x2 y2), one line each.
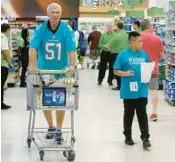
82 0 119 7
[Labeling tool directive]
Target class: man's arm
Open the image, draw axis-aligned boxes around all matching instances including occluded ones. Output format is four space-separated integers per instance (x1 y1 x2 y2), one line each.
69 51 76 67
109 33 117 49
29 48 37 69
29 25 42 70
159 52 164 60
1 37 13 67
113 52 134 77
159 39 164 60
2 50 13 67
66 25 76 70
114 70 133 76
98 34 105 49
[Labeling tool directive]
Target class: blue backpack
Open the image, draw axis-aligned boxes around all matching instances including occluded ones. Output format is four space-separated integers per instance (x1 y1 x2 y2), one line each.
78 31 88 54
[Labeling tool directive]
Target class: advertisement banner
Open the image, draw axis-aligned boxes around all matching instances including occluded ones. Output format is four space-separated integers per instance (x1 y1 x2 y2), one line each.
1 0 79 18
43 88 66 107
81 0 147 7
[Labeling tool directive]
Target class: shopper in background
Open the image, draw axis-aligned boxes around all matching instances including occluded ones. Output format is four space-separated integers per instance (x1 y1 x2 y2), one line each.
1 23 13 110
113 31 151 148
78 30 88 69
68 18 82 68
141 19 164 121
98 24 116 86
29 3 76 144
108 22 129 90
133 21 141 33
18 28 30 87
88 26 101 69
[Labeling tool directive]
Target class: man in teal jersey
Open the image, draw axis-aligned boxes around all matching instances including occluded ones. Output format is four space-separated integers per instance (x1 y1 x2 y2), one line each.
29 3 76 144
113 31 151 149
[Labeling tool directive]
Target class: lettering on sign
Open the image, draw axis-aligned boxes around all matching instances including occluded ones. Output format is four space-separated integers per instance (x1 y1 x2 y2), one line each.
82 0 119 7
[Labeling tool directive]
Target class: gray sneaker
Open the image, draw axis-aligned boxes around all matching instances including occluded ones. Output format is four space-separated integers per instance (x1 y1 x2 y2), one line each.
45 127 56 139
55 129 63 145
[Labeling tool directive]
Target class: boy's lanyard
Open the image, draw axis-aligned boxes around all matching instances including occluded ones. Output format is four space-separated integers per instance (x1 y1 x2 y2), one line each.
129 49 139 92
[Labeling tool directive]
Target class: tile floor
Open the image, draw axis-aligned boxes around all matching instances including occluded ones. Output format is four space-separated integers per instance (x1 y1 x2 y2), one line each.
1 69 175 162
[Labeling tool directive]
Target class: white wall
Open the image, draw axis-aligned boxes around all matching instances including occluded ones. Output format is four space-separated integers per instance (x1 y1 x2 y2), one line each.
149 0 175 11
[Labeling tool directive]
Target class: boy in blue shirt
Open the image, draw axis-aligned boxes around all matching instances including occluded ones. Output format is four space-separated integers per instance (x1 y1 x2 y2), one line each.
113 31 151 149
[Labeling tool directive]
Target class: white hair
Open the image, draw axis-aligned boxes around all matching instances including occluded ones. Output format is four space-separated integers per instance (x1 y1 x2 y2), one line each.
47 3 62 13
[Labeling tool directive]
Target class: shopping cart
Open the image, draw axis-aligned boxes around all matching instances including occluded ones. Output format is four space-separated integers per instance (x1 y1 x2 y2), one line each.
26 69 79 161
86 48 101 69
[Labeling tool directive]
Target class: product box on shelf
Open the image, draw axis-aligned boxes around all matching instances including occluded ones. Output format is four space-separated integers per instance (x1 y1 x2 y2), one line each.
169 52 175 63
164 79 175 88
8 57 15 72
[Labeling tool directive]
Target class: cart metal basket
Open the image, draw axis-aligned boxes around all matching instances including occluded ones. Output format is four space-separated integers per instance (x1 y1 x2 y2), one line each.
26 69 79 161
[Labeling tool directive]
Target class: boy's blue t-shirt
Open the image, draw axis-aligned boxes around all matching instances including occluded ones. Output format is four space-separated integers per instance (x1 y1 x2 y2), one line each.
30 20 76 70
113 48 150 99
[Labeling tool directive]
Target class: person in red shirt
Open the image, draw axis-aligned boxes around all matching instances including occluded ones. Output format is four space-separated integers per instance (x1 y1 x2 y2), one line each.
141 19 164 121
88 26 101 69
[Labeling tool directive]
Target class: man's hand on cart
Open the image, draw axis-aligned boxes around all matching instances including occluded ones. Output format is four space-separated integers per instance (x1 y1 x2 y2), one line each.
29 66 40 72
68 65 75 73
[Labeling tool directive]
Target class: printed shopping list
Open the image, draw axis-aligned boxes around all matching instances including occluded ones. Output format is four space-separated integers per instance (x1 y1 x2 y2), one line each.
141 62 155 83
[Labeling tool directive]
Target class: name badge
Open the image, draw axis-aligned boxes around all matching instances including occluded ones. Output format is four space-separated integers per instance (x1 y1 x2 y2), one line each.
130 82 138 92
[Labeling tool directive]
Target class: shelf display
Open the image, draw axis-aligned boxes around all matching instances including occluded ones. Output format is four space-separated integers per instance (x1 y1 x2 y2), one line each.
163 10 175 106
7 31 20 87
153 24 166 90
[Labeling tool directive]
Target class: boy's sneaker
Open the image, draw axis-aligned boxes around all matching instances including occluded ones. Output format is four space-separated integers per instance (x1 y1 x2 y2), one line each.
98 81 102 85
125 138 135 146
45 127 56 139
91 65 95 69
143 140 151 148
55 129 63 145
150 114 158 121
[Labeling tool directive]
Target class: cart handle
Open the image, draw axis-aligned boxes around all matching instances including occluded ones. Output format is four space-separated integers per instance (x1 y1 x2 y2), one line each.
29 67 69 74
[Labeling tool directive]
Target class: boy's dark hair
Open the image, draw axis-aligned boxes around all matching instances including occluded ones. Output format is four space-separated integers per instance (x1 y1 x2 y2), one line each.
1 23 10 33
116 22 124 29
129 31 141 41
133 21 141 28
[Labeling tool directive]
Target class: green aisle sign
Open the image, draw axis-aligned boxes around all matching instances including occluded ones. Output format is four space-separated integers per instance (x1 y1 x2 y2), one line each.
122 0 143 8
107 10 120 15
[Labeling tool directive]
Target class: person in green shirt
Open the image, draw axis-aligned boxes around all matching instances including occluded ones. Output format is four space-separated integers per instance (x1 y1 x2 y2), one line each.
133 21 142 33
18 28 30 87
108 22 129 90
98 24 116 86
1 23 13 110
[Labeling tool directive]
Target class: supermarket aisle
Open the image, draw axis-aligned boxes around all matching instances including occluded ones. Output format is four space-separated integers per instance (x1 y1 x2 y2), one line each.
1 69 175 162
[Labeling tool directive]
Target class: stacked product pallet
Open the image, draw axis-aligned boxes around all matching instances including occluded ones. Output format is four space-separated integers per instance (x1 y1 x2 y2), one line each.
7 31 20 87
164 10 175 106
159 59 166 90
154 24 166 90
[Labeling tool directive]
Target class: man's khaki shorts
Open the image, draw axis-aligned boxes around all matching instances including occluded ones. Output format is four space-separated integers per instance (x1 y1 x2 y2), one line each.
89 50 101 60
149 76 159 90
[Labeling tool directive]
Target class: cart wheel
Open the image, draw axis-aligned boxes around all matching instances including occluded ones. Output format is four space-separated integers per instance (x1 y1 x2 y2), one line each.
39 151 44 161
71 137 76 144
27 139 31 148
67 150 75 161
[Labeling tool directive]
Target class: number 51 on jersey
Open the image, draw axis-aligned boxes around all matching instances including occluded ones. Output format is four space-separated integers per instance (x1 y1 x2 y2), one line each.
45 42 62 61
